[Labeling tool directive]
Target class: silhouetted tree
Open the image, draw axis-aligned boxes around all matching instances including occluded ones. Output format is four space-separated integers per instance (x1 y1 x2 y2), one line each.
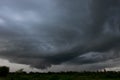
0 66 9 77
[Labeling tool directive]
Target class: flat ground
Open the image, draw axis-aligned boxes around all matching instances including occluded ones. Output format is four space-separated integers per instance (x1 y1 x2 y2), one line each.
0 72 120 80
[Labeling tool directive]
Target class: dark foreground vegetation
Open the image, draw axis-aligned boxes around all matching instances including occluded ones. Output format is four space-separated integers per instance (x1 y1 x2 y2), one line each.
0 66 120 80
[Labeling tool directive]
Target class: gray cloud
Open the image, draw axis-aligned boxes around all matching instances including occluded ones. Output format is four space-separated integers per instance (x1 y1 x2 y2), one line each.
0 0 120 70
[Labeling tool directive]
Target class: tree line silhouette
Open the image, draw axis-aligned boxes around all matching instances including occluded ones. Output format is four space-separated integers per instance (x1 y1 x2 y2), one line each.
0 66 120 80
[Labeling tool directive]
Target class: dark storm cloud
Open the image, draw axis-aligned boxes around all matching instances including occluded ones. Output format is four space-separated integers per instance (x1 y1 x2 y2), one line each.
0 0 120 70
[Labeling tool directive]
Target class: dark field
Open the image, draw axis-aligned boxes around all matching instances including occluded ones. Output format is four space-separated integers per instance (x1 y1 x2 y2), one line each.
1 72 120 80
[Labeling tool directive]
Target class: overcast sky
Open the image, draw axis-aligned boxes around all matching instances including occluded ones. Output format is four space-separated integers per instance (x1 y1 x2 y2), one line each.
0 0 120 72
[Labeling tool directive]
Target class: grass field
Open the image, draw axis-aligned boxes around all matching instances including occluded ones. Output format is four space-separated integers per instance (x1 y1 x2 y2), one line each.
0 72 120 80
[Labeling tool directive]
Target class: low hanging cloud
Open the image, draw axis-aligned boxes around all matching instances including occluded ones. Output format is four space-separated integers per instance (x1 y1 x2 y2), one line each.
0 0 120 70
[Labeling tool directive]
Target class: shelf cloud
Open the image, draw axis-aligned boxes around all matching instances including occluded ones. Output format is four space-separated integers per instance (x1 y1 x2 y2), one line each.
0 0 120 70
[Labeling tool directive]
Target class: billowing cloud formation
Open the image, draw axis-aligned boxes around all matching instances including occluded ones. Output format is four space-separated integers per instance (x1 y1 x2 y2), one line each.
0 0 120 70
